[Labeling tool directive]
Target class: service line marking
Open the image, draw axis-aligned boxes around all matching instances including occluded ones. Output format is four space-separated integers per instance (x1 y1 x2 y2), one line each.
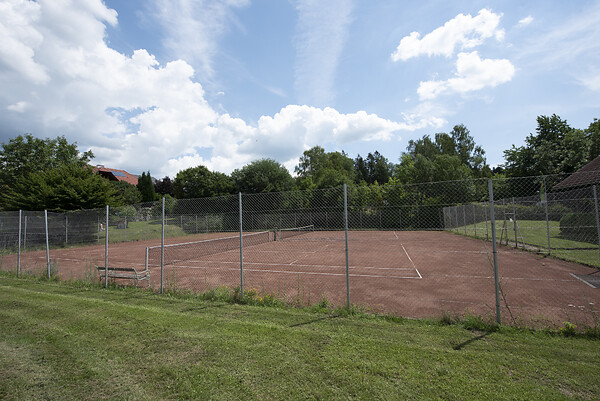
569 273 597 288
401 243 422 279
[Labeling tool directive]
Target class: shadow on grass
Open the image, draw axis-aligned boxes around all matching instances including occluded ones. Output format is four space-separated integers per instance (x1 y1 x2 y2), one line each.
289 314 341 328
453 331 491 351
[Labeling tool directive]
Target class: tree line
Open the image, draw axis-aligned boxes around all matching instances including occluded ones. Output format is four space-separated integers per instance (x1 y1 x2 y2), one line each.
0 114 598 212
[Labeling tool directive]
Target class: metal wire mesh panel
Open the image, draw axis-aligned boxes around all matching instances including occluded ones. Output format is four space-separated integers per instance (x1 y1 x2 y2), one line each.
240 188 347 307
155 194 241 293
0 172 598 328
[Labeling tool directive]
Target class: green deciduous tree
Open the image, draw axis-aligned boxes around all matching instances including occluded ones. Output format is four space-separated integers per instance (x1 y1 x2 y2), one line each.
295 146 354 189
154 176 174 196
173 165 234 199
111 181 142 205
503 114 591 177
0 134 93 192
231 159 294 193
587 118 600 161
2 164 116 212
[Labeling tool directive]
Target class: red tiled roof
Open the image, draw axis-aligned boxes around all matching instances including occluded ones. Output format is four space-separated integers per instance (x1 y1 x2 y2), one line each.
93 166 138 186
553 155 600 190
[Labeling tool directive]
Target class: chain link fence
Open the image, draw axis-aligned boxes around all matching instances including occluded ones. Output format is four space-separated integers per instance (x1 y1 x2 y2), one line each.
1 173 599 328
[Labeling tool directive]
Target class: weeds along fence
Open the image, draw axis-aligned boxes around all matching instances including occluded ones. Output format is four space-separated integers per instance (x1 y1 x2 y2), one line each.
1 173 599 328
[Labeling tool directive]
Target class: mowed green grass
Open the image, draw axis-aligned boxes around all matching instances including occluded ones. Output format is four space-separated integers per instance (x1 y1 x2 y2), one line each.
1 275 599 400
451 219 600 268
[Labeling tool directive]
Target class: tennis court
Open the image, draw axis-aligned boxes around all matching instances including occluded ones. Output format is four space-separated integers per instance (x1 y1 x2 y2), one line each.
9 226 598 327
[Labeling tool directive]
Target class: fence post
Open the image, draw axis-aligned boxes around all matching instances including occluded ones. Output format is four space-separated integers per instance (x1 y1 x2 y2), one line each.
512 197 518 247
105 205 109 288
161 197 165 294
17 210 22 277
65 215 68 245
594 185 600 254
484 202 489 241
472 204 477 236
488 180 501 325
344 184 350 310
239 192 244 300
543 176 551 255
463 204 467 234
45 210 50 279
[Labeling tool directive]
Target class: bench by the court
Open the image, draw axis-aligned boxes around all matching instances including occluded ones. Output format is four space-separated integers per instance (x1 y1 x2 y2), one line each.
96 266 150 286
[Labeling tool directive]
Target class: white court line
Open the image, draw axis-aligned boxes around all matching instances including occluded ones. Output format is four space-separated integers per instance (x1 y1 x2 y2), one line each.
569 273 597 288
393 231 398 240
179 265 421 279
401 243 422 279
167 259 417 272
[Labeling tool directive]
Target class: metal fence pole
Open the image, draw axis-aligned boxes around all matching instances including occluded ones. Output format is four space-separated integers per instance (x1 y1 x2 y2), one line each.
512 197 518 247
239 192 244 300
65 215 68 245
344 184 350 310
45 210 50 279
472 204 477 236
484 202 489 241
161 197 165 294
463 204 467 234
543 176 551 255
17 210 22 277
105 205 109 288
488 179 501 325
594 185 600 254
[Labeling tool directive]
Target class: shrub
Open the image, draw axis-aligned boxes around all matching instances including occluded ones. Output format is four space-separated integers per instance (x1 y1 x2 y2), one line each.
559 213 598 244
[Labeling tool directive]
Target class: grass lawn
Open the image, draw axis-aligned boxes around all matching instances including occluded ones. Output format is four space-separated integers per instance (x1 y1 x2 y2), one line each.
1 274 599 400
98 220 187 243
450 219 600 268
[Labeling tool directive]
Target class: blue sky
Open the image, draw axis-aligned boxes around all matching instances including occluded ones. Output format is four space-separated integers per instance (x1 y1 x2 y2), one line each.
1 0 599 178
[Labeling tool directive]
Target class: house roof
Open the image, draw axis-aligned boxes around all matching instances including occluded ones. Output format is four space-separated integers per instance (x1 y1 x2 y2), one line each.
553 155 600 190
93 165 138 186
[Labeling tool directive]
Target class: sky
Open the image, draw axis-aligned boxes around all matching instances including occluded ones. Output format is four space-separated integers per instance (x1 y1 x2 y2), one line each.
1 0 599 179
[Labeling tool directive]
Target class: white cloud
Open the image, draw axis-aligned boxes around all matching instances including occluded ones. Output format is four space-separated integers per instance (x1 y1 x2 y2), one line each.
0 0 418 178
578 73 600 92
7 101 29 112
391 9 504 62
150 0 249 81
518 16 533 27
294 0 353 106
417 52 515 100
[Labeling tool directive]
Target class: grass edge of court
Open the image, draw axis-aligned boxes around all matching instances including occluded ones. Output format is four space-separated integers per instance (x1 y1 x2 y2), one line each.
1 269 598 339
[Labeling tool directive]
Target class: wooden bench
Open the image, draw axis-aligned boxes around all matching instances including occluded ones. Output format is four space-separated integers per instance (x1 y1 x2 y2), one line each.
96 266 150 286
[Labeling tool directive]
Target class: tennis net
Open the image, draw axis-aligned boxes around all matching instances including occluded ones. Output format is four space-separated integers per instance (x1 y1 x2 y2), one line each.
276 225 314 240
146 231 271 267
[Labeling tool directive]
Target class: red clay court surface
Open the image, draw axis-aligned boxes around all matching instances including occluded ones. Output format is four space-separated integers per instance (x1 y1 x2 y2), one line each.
4 230 599 327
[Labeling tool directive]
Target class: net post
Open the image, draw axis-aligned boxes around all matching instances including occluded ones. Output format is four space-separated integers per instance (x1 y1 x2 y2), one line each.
543 176 551 254
145 247 149 274
344 184 350 310
161 197 165 294
105 205 109 288
239 192 244 300
45 210 50 279
488 179 501 325
17 210 22 277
